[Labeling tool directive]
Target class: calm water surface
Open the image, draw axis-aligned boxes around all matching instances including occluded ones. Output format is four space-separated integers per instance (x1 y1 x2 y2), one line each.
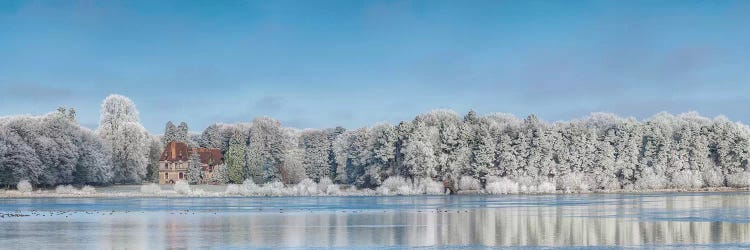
1 192 750 249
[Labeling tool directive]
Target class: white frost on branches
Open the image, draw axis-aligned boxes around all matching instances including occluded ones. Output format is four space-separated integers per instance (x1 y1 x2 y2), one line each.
95 95 149 184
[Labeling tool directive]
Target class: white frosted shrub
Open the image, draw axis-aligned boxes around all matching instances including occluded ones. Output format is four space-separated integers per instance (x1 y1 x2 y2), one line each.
458 176 481 191
55 185 77 194
318 177 340 195
53 185 95 195
16 180 32 193
514 176 535 187
190 188 208 196
377 176 413 195
415 178 444 195
621 183 636 191
485 177 519 194
514 176 540 193
258 181 286 196
727 172 750 188
173 180 191 195
241 179 259 195
597 176 621 191
671 170 704 189
396 185 414 195
140 183 161 194
292 179 319 196
224 179 258 196
81 185 96 194
318 177 333 190
703 169 725 187
324 184 341 195
537 181 556 193
224 184 242 195
635 169 667 190
558 173 591 193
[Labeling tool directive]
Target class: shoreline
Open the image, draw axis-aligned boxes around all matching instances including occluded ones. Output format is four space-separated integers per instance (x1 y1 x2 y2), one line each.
1 186 748 199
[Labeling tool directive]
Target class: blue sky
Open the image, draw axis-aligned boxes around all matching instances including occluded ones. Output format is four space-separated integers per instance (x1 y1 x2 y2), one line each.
1 0 749 133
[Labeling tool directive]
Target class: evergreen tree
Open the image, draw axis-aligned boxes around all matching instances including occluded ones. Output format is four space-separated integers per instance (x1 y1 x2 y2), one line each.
162 121 177 145
402 120 437 179
300 129 333 182
187 151 203 184
225 132 247 183
67 108 76 121
247 117 286 183
210 164 229 184
368 123 397 186
146 137 163 183
177 122 189 143
200 124 223 148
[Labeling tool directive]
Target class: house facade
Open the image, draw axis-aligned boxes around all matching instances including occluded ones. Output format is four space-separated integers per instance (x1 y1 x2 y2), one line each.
159 141 223 184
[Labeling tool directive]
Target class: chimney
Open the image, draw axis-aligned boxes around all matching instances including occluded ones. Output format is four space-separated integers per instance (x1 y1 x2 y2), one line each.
171 142 176 159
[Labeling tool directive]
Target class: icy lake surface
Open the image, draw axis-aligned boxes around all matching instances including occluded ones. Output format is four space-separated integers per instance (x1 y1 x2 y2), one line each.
1 192 750 249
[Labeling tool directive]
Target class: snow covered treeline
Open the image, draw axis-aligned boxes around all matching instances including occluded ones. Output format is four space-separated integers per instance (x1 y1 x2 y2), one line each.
0 95 158 187
199 110 750 192
0 108 113 186
2 94 750 193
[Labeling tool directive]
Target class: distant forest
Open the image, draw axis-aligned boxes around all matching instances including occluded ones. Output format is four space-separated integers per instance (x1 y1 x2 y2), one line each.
1 94 749 192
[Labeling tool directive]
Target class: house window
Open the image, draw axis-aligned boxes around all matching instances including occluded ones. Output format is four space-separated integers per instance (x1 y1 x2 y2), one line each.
179 172 184 179
165 172 169 179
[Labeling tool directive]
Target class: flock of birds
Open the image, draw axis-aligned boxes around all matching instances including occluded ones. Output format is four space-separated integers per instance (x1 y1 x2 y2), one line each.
0 207 475 219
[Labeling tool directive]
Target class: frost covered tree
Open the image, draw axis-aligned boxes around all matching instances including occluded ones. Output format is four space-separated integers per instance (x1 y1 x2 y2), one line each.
33 112 81 185
402 119 438 180
210 164 229 184
0 127 43 185
347 128 373 187
246 117 286 183
74 130 114 185
177 122 189 143
280 128 307 184
300 129 333 182
96 94 150 184
162 121 177 144
394 121 414 177
367 123 398 186
1 108 115 186
332 131 350 184
187 151 203 184
331 128 373 187
146 137 163 183
419 110 469 185
327 127 346 178
225 132 247 184
467 120 494 183
189 133 201 148
200 124 223 149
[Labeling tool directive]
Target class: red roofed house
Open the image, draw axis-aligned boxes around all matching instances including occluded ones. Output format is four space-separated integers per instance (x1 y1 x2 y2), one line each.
159 141 223 184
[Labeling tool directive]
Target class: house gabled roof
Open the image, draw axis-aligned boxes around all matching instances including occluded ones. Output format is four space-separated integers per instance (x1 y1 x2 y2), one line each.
192 148 222 165
160 141 222 165
161 141 190 162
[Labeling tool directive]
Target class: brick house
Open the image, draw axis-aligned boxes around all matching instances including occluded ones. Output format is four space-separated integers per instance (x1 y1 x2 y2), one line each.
159 141 223 184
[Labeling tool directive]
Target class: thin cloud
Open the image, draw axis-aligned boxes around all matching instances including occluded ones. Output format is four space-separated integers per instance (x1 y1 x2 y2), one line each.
1 84 73 100
253 96 285 114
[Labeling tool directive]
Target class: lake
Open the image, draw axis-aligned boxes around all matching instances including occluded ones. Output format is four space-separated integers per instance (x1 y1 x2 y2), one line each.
1 192 750 249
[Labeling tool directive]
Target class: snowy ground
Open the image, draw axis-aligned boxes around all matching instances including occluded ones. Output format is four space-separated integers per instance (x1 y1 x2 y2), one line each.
0 184 747 198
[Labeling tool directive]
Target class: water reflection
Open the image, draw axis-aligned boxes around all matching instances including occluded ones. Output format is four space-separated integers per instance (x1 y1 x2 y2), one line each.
0 192 749 248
